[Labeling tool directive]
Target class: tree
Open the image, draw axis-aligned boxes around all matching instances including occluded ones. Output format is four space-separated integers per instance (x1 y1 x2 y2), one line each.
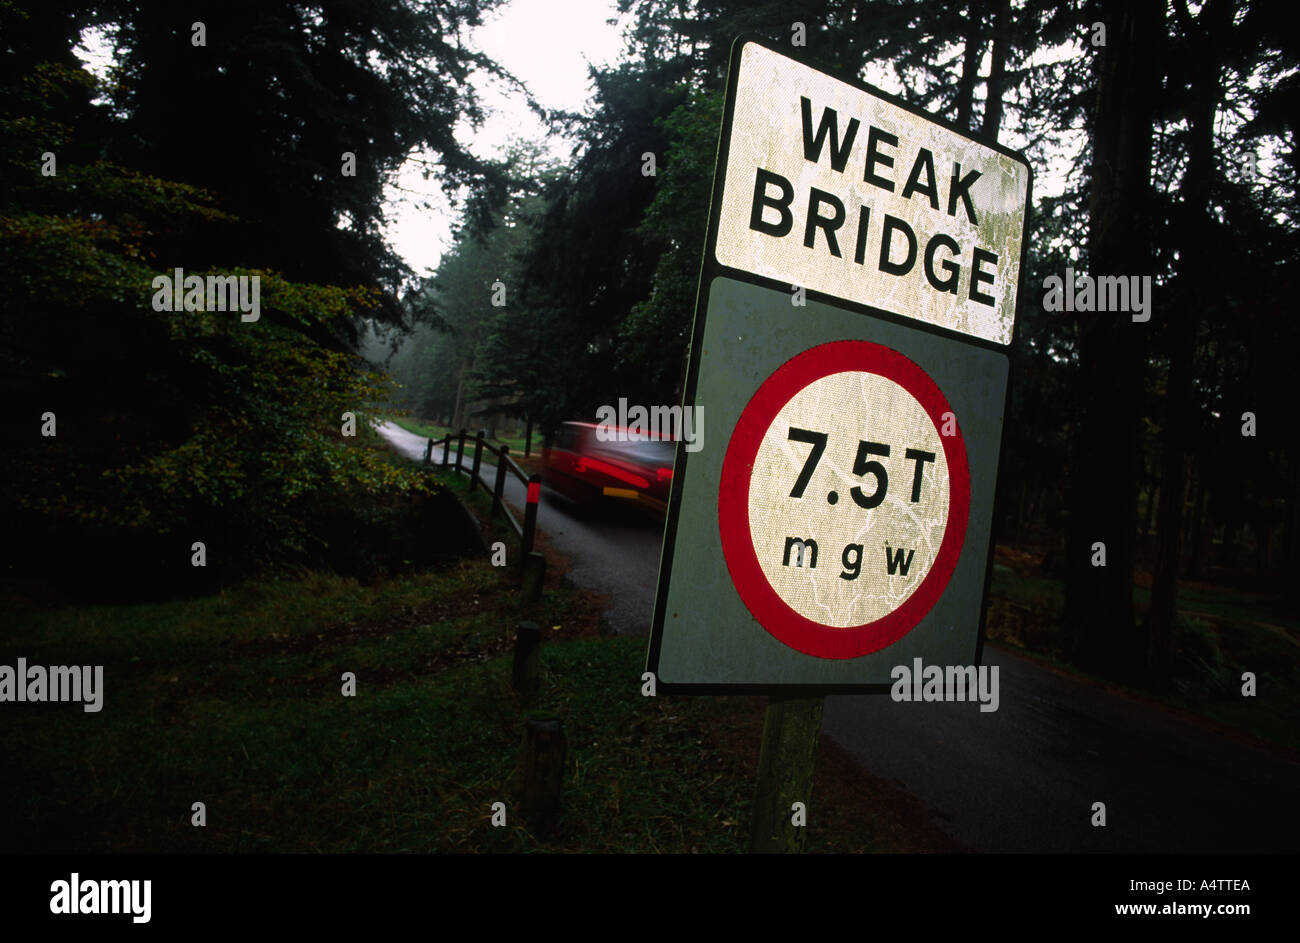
0 10 435 594
96 0 514 319
1063 0 1163 679
392 145 555 431
514 0 883 431
617 85 722 401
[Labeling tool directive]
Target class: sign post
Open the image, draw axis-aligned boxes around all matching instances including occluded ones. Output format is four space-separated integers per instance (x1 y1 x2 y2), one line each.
748 693 823 853
647 36 1031 850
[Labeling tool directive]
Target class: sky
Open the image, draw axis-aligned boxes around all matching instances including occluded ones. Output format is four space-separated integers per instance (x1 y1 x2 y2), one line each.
74 2 1089 283
391 3 1080 280
384 0 626 278
74 1 627 281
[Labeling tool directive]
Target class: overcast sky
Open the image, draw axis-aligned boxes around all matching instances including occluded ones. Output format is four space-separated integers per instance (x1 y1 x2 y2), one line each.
76 2 1086 283
390 2 1079 280
385 0 626 278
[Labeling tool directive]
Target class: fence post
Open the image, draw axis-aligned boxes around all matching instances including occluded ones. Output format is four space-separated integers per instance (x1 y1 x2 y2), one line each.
423 438 433 465
514 713 565 838
456 428 466 473
491 446 509 521
440 434 449 469
471 431 485 492
512 620 541 699
521 473 540 560
520 551 545 604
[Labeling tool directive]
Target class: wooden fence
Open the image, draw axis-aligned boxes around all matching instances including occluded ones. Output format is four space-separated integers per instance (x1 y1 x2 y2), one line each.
424 429 542 565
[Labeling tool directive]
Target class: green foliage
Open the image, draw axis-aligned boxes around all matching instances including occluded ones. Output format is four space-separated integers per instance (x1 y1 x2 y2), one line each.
0 38 435 585
3 561 881 852
505 1 903 428
619 86 723 395
388 144 557 428
104 0 514 303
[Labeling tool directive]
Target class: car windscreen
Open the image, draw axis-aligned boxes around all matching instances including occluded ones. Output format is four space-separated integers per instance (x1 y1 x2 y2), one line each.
592 438 676 465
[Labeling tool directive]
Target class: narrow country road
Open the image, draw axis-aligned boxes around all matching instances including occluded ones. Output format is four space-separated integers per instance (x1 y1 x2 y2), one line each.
379 420 1300 853
822 646 1299 852
377 421 664 635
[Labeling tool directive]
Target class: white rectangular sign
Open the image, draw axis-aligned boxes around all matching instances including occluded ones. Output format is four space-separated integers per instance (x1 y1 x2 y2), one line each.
715 42 1029 346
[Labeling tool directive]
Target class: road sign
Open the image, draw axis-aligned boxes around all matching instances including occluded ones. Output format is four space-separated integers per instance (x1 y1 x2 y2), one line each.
718 338 971 660
648 36 1031 693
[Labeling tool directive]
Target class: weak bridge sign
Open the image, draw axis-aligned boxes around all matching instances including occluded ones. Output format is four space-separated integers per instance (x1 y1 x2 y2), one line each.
647 36 1031 693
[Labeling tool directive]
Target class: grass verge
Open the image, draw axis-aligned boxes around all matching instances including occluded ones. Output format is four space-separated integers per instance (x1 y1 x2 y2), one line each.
3 554 961 853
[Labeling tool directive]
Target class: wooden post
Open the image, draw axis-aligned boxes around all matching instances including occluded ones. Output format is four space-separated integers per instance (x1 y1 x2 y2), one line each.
521 474 540 558
423 438 433 465
471 431 485 492
491 445 509 521
514 713 566 838
748 694 823 854
455 428 466 473
520 551 545 604
512 619 541 699
440 434 450 469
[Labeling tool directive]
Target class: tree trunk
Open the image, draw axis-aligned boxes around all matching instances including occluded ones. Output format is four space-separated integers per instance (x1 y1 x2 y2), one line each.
451 369 464 431
955 2 984 131
1181 459 1199 569
1284 464 1300 601
1142 483 1158 540
981 0 1010 139
451 359 473 432
1064 0 1161 681
1188 466 1211 580
1222 519 1239 567
1256 518 1269 574
1148 0 1230 683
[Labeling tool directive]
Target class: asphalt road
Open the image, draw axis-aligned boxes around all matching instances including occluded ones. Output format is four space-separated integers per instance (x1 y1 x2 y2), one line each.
377 422 665 635
379 421 1300 853
823 647 1300 852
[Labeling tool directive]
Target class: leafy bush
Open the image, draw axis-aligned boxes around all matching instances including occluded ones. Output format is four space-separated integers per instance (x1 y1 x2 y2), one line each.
0 57 447 598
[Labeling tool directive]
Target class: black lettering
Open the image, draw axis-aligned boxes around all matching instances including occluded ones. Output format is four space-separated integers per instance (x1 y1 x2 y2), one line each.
901 147 940 209
884 546 915 576
904 448 936 502
749 168 794 237
970 247 998 305
787 427 828 498
864 126 898 192
853 205 871 265
840 543 864 580
803 188 845 257
923 234 961 293
947 162 982 224
800 97 860 173
783 537 818 568
850 440 890 509
879 215 917 276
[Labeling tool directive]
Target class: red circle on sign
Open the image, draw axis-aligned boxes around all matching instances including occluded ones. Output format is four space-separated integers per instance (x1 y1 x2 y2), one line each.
718 340 970 659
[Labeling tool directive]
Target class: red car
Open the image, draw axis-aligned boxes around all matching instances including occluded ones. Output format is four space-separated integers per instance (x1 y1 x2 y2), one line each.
540 421 676 517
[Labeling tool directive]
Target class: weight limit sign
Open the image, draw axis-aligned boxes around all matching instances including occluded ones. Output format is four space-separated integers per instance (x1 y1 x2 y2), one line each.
718 340 971 659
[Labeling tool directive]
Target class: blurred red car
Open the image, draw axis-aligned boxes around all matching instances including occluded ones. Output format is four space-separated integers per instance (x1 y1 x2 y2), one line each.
540 421 676 517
